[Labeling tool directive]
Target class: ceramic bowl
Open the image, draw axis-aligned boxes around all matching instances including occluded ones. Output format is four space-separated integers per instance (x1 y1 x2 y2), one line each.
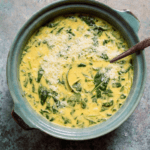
7 0 146 140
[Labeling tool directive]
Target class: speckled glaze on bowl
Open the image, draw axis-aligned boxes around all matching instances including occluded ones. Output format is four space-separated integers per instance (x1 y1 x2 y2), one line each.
7 0 146 140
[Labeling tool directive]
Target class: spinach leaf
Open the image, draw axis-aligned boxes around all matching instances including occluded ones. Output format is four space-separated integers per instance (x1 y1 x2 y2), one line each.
40 109 49 115
67 93 81 107
79 15 95 26
100 107 107 112
117 60 126 64
47 22 59 28
49 89 58 97
92 71 109 92
78 63 86 67
53 97 61 108
70 109 75 115
32 84 35 93
102 89 113 97
96 88 101 98
24 46 31 52
81 101 86 109
37 67 44 83
92 26 106 36
46 105 52 112
23 78 28 87
62 116 71 124
118 66 133 75
72 82 82 92
58 78 65 85
84 98 88 102
66 28 75 36
42 40 55 49
120 86 124 92
50 118 55 122
92 97 97 103
67 99 76 107
100 53 109 60
92 36 99 46
52 106 58 114
103 40 110 45
102 100 113 107
120 94 126 99
56 27 64 34
28 61 32 69
89 120 96 125
28 73 32 84
38 85 48 105
112 83 121 88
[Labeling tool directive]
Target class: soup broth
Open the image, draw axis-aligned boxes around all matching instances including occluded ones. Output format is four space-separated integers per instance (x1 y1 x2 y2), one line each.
20 14 133 128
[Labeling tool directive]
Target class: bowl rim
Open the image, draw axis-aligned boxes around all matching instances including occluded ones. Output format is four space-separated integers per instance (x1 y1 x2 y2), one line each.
6 0 147 140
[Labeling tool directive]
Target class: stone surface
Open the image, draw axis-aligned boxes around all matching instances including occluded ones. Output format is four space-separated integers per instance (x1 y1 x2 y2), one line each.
0 0 150 149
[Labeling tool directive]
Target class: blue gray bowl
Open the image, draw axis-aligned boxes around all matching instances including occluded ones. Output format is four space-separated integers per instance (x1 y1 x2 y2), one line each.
7 0 146 140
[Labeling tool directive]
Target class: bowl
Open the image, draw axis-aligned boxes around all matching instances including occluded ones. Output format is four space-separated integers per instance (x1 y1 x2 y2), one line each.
7 0 146 140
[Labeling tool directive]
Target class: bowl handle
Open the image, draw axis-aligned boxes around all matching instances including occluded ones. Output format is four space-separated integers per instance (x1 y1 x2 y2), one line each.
11 110 35 130
116 9 140 33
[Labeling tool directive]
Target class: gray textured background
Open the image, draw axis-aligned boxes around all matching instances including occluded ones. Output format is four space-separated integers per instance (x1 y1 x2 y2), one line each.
0 0 150 149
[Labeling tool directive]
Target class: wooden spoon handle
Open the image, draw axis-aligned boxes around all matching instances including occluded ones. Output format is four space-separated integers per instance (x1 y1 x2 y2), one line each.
110 37 150 63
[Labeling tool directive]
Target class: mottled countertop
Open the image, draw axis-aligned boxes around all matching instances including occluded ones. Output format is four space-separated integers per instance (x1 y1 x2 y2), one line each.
0 0 150 149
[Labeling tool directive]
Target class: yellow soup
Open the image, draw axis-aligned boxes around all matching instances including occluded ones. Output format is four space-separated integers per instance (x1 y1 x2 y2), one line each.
19 14 133 128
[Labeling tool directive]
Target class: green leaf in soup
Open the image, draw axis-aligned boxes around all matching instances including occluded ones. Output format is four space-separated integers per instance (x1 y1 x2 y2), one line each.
56 27 64 34
23 77 28 87
92 97 97 103
66 28 75 36
67 99 76 107
93 26 109 31
40 109 49 115
92 71 109 92
47 22 59 28
67 93 81 107
100 106 107 112
50 117 55 122
102 89 113 97
103 40 110 45
28 73 32 84
102 100 114 107
32 84 35 93
70 109 75 115
120 94 126 99
52 106 58 114
24 46 31 52
99 81 109 91
112 83 121 88
96 88 101 98
62 116 71 124
37 67 44 83
120 86 124 92
89 120 96 125
38 85 48 105
72 82 82 92
79 15 95 26
78 63 86 67
118 66 132 75
58 78 65 85
94 72 104 87
100 53 109 60
81 101 86 109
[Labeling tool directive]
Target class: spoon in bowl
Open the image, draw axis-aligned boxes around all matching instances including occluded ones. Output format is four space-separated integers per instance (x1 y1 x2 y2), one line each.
110 37 150 63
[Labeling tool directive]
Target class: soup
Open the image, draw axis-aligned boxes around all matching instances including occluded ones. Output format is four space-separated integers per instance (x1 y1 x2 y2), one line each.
19 14 133 128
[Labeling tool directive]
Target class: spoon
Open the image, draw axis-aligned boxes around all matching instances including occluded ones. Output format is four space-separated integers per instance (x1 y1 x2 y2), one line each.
110 37 150 63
